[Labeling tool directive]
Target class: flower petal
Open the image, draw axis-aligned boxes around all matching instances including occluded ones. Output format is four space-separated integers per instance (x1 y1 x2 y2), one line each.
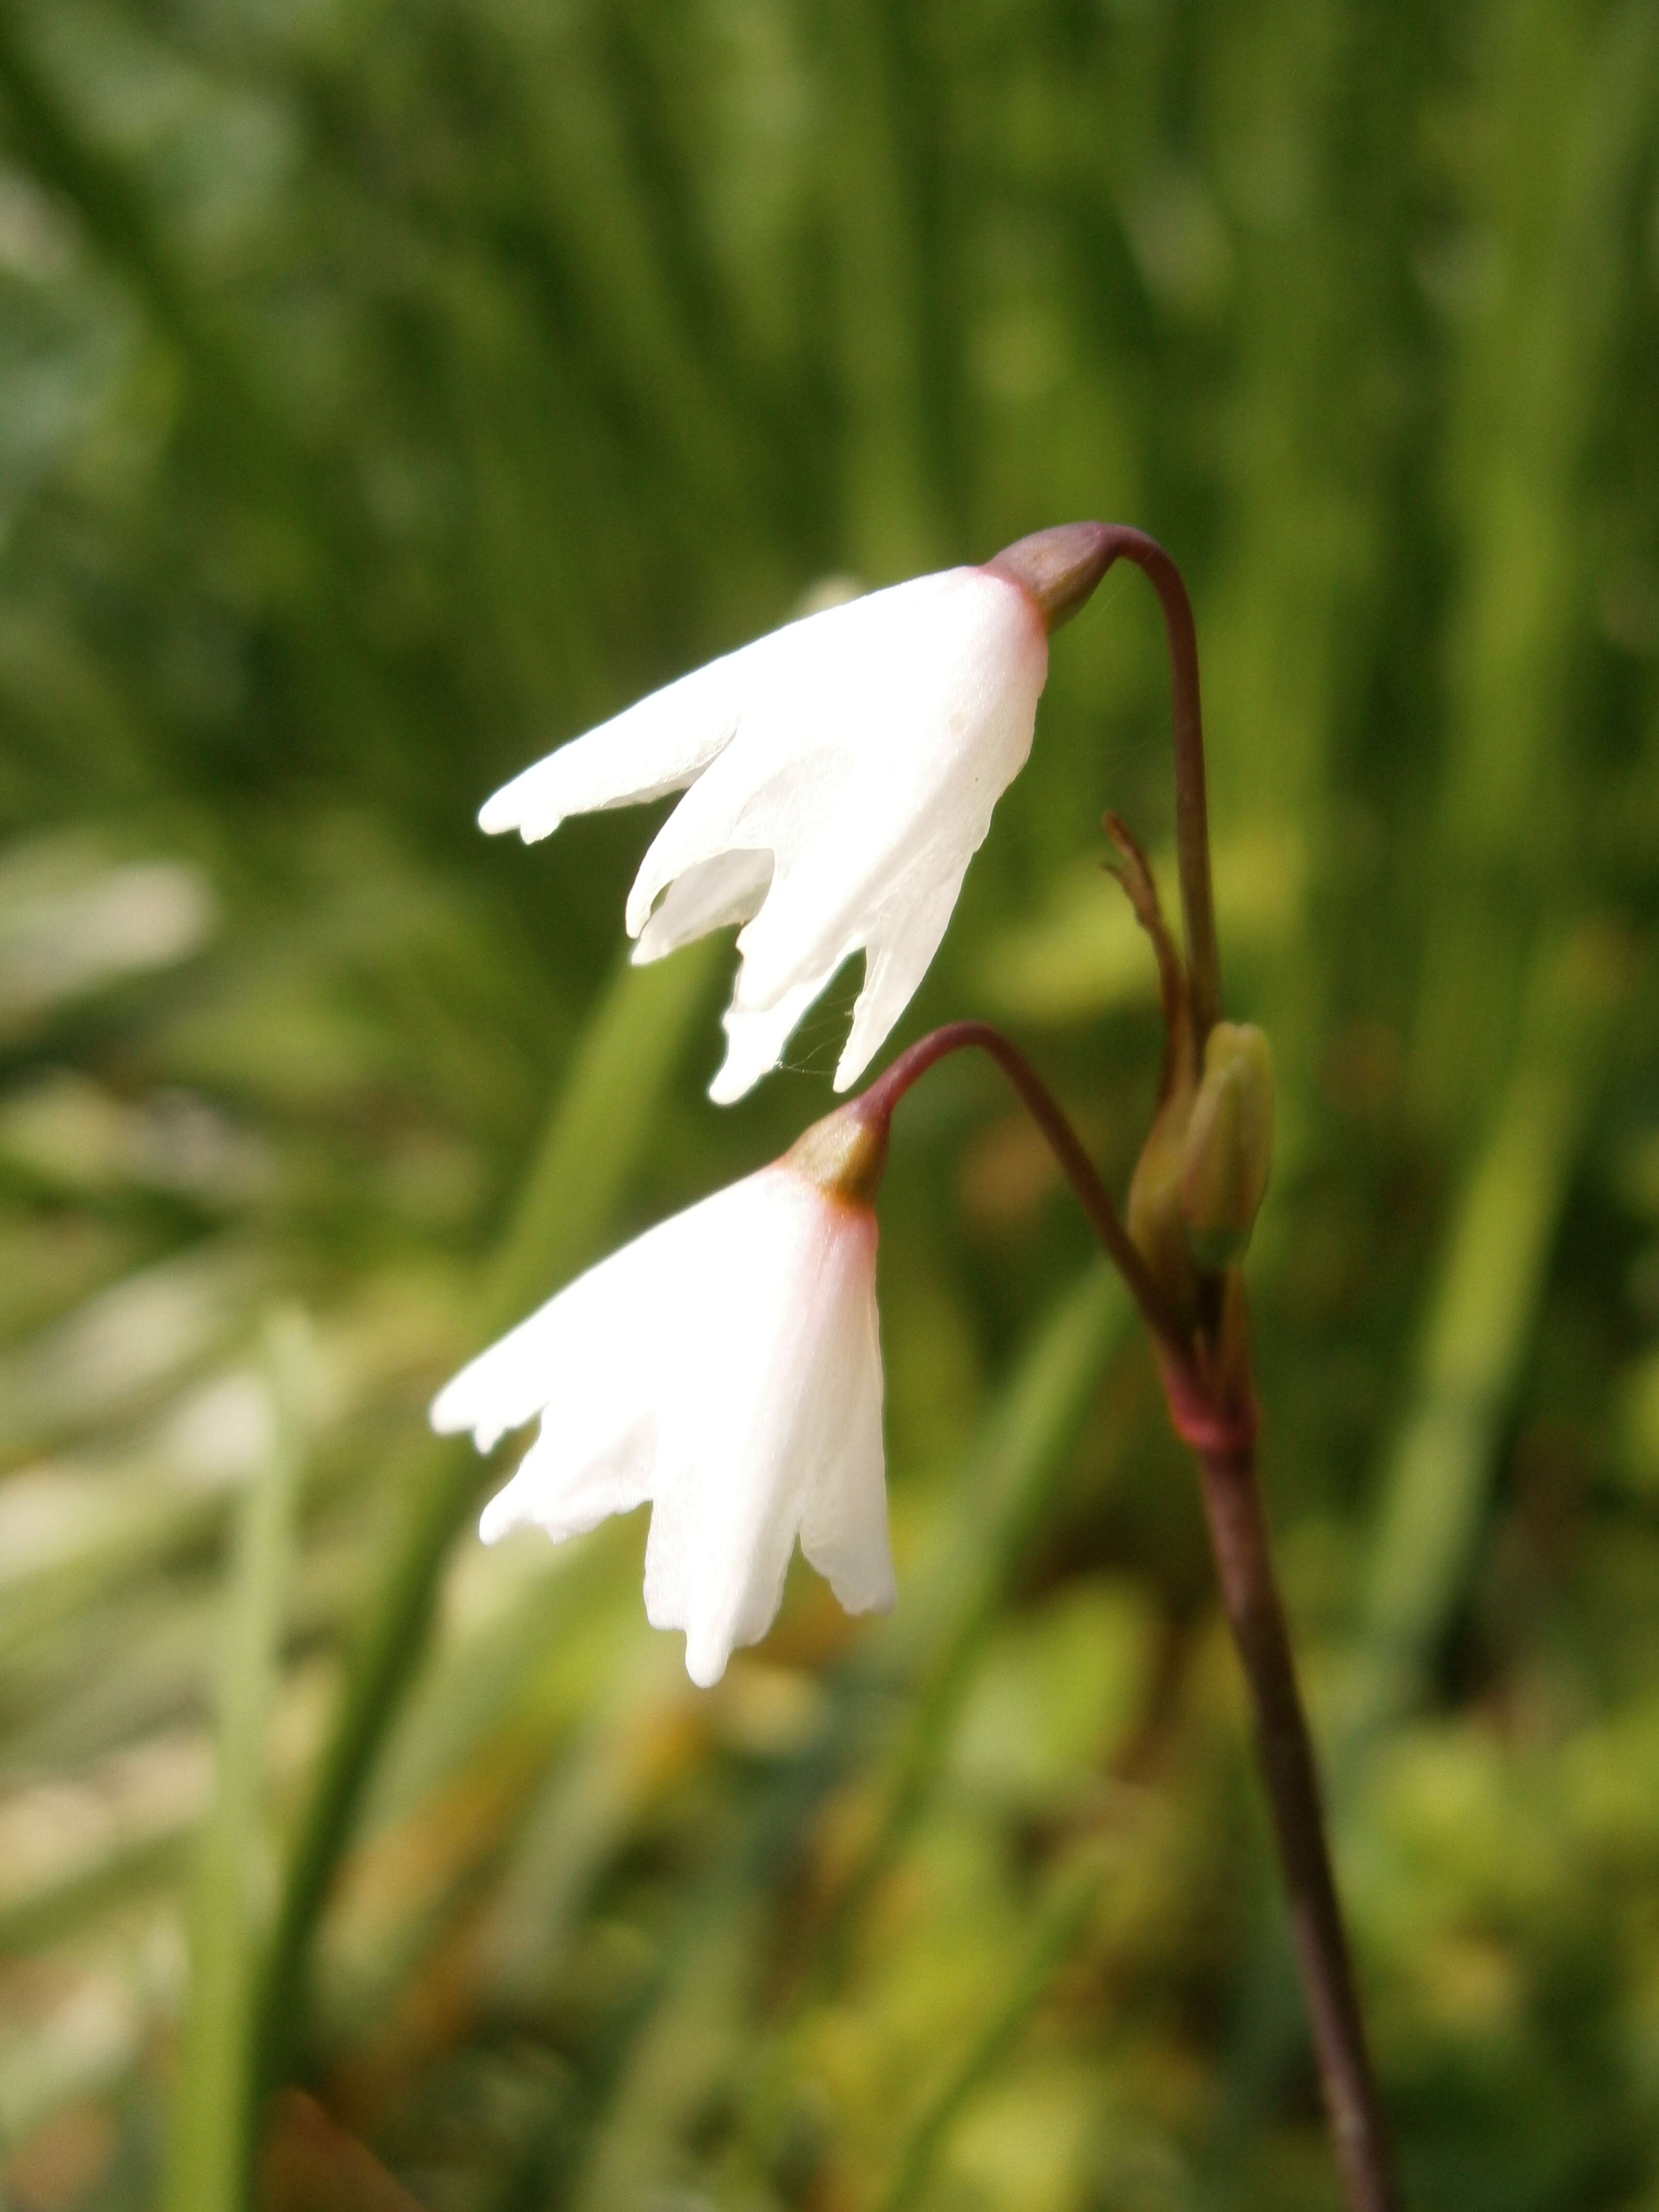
631 847 773 966
622 737 838 940
478 564 1049 1102
433 1148 895 1690
429 1192 717 1448
643 1447 806 1688
641 1171 873 1683
477 655 745 844
833 865 968 1091
796 1247 892 1614
478 1410 657 1543
707 962 849 1105
713 576 1047 1032
431 1273 612 1450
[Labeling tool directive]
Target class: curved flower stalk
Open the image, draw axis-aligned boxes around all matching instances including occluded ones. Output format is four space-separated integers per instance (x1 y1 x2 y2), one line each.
431 1110 892 1687
475 549 1108 1101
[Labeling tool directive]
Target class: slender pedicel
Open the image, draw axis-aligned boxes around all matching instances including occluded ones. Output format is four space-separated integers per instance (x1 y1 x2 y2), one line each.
844 1021 1187 1355
1193 1435 1401 2212
988 524 1222 1048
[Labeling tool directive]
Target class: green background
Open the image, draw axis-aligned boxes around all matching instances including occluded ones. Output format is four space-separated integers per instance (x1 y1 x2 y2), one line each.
0 0 1656 2205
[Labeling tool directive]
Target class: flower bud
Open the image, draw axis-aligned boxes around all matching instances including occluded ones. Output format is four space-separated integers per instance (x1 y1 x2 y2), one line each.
1127 1095 1198 1320
1179 1022 1274 1270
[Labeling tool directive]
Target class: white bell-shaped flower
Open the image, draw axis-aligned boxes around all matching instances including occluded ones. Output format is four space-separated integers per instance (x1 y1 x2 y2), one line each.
430 1113 892 1687
479 561 1060 1102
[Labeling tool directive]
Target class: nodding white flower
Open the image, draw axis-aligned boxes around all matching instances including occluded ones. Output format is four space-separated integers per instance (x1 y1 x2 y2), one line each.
431 1109 892 1687
477 527 1112 1103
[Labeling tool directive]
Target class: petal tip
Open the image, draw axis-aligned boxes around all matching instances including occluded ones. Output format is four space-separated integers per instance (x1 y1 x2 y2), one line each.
428 1387 466 1437
430 1385 505 1453
707 1059 760 1106
478 1492 520 1544
478 787 563 843
683 1639 728 1688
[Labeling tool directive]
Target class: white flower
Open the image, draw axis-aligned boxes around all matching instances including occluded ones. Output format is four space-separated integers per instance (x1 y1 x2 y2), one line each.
477 563 1051 1102
430 1142 891 1688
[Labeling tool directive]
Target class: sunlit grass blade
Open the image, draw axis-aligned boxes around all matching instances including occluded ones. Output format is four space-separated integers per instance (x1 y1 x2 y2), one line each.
820 0 942 573
1411 0 1658 1129
311 1542 654 2057
473 1637 688 2015
253 939 720 2098
161 1308 312 2212
0 1730 204 1957
481 937 724 1320
1348 921 1631 1758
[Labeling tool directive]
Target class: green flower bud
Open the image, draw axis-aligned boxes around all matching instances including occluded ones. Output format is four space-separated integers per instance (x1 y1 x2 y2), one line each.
1179 1022 1274 1271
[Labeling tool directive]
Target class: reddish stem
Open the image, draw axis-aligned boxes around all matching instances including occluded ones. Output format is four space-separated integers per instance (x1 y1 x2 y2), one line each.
856 1021 1185 1351
1193 1439 1401 2212
1091 527 1222 1047
986 522 1219 1042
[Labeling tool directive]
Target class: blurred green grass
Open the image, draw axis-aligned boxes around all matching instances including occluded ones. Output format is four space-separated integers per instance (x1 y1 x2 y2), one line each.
0 0 1655 2206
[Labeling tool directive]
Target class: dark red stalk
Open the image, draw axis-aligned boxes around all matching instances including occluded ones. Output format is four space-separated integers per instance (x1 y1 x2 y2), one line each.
1190 1435 1400 2212
854 1021 1184 1351
989 523 1222 1046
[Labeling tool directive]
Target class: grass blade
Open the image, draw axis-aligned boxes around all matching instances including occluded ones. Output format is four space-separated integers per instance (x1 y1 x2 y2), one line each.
161 1309 311 2212
253 940 720 2098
